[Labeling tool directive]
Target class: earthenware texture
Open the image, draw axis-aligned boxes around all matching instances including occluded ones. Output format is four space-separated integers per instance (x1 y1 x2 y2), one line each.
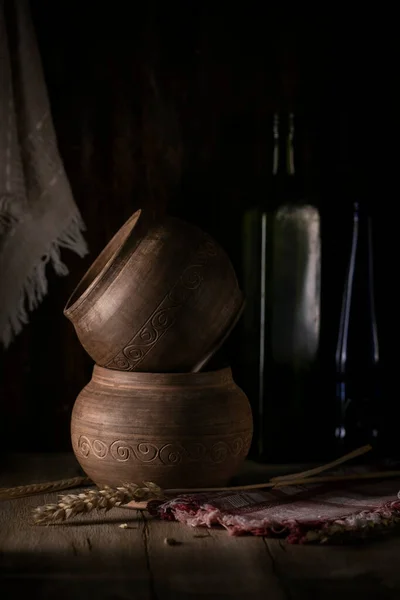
64 210 244 373
71 366 253 489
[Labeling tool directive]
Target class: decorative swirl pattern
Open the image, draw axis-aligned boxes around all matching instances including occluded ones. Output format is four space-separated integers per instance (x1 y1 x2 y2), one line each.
106 238 218 371
113 356 130 371
151 307 176 330
159 444 186 465
92 439 108 459
110 440 131 462
243 433 253 449
78 435 91 457
135 443 159 463
77 435 250 465
180 265 203 290
124 347 145 361
210 441 229 464
230 438 244 457
137 327 158 345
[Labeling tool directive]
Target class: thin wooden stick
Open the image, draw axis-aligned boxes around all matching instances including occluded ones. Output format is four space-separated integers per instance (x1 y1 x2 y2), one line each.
163 469 400 496
269 444 373 483
272 469 400 488
0 476 93 500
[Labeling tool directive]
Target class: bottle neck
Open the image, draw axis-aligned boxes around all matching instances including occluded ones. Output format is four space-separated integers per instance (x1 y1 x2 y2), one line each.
272 112 301 204
335 200 380 375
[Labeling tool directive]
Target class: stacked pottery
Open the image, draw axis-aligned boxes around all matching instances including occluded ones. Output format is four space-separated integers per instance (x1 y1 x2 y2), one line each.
64 209 253 489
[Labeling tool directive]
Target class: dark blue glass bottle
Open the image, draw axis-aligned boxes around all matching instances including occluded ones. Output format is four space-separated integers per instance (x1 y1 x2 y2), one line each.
334 201 381 452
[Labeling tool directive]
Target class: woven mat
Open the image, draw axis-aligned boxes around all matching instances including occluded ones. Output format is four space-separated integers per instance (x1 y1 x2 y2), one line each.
148 478 400 544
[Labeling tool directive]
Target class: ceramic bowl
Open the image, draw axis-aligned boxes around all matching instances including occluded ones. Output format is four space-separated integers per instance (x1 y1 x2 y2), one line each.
64 209 244 373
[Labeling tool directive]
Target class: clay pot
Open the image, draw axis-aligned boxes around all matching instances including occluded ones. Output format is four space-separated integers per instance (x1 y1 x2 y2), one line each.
71 366 253 489
64 209 244 373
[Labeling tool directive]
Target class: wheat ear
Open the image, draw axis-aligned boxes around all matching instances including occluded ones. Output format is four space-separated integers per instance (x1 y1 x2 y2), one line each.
33 482 164 525
0 476 92 500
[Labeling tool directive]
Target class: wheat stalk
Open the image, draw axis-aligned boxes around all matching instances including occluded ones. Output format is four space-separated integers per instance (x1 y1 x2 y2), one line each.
31 444 398 524
32 482 164 525
33 470 400 524
269 444 372 482
0 476 92 500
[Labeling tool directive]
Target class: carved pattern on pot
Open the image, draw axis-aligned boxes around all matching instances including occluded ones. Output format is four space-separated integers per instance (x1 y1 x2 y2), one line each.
105 239 218 371
77 434 250 465
78 436 108 459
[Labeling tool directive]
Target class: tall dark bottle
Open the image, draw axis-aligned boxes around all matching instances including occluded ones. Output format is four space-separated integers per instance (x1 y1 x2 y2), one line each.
334 201 381 453
241 112 321 462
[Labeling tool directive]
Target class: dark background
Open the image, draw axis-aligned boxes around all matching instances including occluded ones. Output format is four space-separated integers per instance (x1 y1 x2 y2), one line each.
0 3 397 461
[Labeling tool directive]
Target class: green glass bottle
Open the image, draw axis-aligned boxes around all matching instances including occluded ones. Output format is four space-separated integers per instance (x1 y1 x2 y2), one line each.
241 111 321 462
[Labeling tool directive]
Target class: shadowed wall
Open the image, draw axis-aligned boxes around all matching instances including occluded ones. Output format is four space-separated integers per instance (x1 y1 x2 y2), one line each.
0 4 396 459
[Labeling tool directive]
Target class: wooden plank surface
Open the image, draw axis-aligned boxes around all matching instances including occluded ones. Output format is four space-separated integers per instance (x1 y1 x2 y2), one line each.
0 454 150 599
265 537 400 600
139 510 285 600
0 496 151 599
0 454 285 599
1 454 400 599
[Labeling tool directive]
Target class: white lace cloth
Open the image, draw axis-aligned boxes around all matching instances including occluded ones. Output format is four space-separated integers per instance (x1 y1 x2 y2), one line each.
0 0 87 347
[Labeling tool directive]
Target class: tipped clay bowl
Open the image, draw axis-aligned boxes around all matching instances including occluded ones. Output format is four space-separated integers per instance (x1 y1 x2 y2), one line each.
64 209 244 373
71 366 253 489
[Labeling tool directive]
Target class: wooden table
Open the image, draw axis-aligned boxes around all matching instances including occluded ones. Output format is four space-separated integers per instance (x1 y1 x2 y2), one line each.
1 454 400 599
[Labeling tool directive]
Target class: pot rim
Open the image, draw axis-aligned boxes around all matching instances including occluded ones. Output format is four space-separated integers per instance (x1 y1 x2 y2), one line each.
191 296 245 373
91 364 234 388
64 209 145 317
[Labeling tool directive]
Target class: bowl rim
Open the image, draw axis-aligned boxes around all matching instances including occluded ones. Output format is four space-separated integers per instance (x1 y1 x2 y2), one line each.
190 296 245 373
64 209 145 317
91 364 234 388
